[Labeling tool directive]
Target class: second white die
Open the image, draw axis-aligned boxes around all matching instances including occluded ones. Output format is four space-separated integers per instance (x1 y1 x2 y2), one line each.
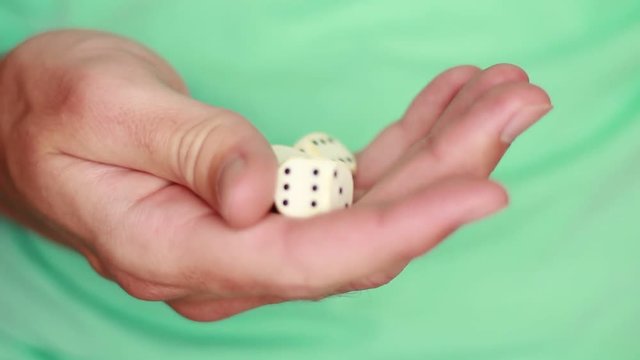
293 132 357 173
274 157 353 218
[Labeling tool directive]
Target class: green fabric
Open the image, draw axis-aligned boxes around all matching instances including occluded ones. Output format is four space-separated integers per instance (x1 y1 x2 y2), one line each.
1 0 640 358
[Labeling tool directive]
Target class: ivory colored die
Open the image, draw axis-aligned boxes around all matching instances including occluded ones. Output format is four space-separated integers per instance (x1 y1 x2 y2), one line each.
293 132 357 172
274 157 353 218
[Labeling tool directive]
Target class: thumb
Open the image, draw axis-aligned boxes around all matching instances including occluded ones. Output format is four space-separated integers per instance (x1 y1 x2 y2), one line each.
54 87 277 227
171 104 278 227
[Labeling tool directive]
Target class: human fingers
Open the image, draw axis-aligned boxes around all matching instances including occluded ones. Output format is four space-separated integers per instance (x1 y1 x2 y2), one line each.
121 176 506 320
428 63 531 135
39 66 276 228
362 81 551 204
356 65 480 189
356 64 529 190
5 30 276 228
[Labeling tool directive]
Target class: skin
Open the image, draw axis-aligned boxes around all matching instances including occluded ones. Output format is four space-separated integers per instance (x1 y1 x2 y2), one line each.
0 30 551 321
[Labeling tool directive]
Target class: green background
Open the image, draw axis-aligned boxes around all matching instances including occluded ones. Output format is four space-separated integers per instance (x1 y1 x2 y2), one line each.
1 1 639 359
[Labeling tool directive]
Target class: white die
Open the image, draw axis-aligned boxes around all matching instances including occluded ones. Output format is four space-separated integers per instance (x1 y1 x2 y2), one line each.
293 132 357 173
274 157 354 218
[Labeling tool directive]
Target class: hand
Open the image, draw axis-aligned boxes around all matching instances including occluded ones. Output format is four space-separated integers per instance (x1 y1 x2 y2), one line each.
0 30 550 321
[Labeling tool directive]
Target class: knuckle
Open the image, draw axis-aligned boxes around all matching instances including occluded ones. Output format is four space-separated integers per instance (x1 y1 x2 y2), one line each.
173 109 245 180
47 62 139 122
51 65 112 118
3 32 131 119
173 116 223 187
424 136 450 166
113 270 181 301
482 63 529 84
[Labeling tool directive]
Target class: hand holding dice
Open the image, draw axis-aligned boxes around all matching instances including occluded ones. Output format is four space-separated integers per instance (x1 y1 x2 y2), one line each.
272 133 355 218
2 34 550 324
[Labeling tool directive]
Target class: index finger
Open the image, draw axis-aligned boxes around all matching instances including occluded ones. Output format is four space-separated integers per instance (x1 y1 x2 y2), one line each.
148 176 508 299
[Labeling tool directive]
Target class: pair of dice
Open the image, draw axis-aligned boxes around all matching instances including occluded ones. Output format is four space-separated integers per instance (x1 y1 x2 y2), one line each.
272 132 357 218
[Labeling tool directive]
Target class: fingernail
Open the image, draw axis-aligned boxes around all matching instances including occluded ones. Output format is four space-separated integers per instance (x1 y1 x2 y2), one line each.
500 104 552 143
217 156 246 207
